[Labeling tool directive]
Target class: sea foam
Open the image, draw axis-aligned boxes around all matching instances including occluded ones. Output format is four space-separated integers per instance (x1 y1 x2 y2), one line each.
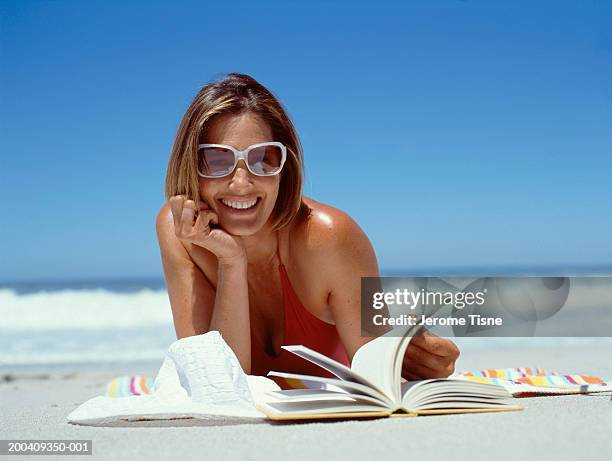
0 288 172 330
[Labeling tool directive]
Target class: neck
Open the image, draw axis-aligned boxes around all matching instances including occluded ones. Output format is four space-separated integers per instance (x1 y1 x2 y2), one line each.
239 225 278 268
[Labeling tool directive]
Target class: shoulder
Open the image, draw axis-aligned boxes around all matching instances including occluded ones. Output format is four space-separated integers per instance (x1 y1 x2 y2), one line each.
297 196 364 241
289 197 379 275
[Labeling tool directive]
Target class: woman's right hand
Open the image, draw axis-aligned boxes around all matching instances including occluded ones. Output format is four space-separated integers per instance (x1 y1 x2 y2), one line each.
168 195 246 263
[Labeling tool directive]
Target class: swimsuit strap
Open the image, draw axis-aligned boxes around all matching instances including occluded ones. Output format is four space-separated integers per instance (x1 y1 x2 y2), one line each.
276 230 284 267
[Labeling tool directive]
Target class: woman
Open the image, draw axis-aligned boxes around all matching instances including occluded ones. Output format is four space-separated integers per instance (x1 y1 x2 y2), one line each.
156 73 459 389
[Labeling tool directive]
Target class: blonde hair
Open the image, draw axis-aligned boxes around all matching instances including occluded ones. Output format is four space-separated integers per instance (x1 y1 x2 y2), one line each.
164 73 308 231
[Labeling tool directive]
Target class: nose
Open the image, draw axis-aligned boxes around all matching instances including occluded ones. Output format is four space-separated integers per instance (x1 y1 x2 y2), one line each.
228 160 253 192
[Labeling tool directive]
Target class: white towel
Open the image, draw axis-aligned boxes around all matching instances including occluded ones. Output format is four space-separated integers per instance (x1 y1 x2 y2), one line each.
67 331 280 426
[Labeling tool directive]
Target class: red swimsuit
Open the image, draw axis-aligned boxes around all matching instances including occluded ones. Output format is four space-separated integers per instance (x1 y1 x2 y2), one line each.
250 237 350 389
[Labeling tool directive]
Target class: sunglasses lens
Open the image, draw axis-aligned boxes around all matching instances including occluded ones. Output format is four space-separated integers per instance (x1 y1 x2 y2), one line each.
198 146 235 177
248 145 283 175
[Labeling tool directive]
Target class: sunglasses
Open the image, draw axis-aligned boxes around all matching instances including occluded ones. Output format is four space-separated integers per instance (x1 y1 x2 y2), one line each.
197 142 287 178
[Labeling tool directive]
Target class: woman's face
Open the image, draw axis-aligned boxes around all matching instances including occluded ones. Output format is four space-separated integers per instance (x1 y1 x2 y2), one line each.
198 112 280 236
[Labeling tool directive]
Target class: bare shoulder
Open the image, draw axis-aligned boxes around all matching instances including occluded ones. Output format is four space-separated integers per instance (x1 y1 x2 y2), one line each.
293 196 362 244
289 197 379 275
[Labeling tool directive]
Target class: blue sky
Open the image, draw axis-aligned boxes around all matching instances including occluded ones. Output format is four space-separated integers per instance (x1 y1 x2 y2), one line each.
1 0 611 281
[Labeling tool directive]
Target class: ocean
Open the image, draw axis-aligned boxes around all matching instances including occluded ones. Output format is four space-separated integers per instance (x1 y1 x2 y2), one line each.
1 271 611 371
0 278 174 370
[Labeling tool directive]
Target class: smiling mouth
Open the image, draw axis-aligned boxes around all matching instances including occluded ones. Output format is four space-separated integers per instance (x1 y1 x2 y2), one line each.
218 197 262 212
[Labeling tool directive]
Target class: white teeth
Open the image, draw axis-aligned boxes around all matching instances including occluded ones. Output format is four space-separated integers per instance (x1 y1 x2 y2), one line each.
221 198 258 210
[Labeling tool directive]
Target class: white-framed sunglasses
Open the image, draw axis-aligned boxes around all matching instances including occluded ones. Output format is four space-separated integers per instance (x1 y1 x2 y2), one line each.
196 141 287 178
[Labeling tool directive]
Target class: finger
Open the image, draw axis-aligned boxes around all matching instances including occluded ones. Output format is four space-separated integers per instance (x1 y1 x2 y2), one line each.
402 357 436 379
404 343 452 372
403 361 451 379
414 337 460 362
179 200 197 235
206 209 219 225
404 342 457 378
410 333 457 358
408 327 431 347
168 195 185 231
402 371 422 381
184 199 197 210
198 199 211 211
193 209 217 233
197 201 218 225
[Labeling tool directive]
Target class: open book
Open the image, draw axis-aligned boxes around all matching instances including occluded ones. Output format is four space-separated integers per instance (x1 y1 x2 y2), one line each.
256 325 523 420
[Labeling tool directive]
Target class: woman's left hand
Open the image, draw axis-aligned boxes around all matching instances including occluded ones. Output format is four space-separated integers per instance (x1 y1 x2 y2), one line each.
401 329 460 380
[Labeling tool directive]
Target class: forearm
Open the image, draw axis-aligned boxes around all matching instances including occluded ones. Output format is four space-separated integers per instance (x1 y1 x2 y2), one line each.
209 257 251 373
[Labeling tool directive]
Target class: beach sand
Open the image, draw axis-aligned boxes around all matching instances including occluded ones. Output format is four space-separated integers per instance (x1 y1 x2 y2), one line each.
2 345 611 461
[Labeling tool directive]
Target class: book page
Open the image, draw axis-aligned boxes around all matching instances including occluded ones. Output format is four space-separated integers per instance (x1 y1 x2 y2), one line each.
401 378 512 410
267 371 394 407
266 388 388 407
258 400 390 417
351 325 419 403
281 345 385 392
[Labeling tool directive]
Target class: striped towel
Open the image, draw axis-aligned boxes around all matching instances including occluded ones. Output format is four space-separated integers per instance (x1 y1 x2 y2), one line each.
458 367 611 393
106 375 155 397
105 368 611 398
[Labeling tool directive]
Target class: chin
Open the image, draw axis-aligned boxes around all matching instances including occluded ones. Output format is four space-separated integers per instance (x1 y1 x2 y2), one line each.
224 228 258 237
220 221 266 237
